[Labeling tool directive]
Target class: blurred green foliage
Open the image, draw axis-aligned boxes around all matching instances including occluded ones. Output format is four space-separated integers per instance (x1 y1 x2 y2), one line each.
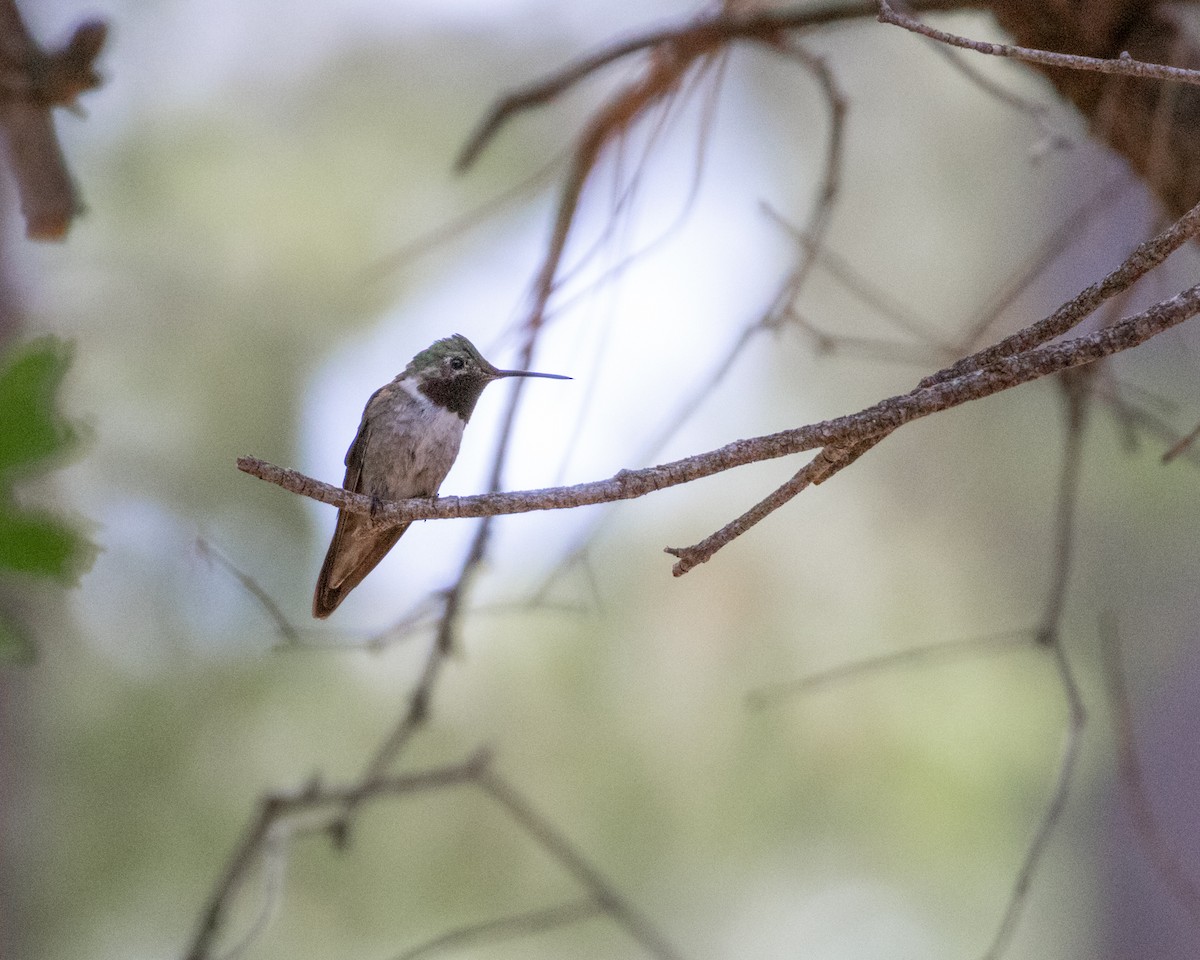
0 336 94 660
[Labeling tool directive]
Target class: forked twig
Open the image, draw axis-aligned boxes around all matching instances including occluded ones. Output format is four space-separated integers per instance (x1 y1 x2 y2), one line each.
183 751 491 960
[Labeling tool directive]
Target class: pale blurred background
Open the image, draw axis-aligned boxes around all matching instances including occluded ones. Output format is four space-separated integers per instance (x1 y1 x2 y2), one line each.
5 1 1200 959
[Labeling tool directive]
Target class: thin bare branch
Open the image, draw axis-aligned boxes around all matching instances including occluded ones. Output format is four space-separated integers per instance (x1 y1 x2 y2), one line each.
665 440 870 575
195 538 300 647
746 626 1087 959
957 175 1132 356
923 196 1200 388
183 751 491 960
1162 418 1200 463
389 900 602 960
329 591 461 845
759 41 848 329
1036 367 1093 646
979 640 1086 960
763 209 954 351
746 627 1032 709
877 0 1200 89
925 43 1073 159
363 153 564 282
478 768 689 960
788 310 941 365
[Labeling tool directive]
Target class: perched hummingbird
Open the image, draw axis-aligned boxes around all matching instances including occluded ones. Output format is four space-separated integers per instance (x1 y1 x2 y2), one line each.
313 333 569 618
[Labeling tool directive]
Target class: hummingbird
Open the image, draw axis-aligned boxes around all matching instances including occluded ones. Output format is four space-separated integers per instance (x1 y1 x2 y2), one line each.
313 333 569 618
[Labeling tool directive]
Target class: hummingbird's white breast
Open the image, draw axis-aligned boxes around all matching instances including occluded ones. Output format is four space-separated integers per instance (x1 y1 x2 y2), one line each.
358 375 466 500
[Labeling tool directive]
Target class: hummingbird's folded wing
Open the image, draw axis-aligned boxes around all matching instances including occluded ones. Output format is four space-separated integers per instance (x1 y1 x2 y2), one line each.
313 403 410 618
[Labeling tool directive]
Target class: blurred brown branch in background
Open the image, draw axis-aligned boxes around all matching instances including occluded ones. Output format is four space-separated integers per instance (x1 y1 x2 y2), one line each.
0 0 106 239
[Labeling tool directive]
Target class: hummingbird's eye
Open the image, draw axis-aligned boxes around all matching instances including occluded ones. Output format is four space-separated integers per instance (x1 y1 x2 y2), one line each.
449 356 466 370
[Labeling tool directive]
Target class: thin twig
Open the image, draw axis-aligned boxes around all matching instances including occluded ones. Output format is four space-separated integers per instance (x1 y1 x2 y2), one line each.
759 40 848 329
746 627 1086 959
363 153 564 282
1162 418 1200 463
665 441 870 575
746 627 1032 709
877 0 1200 88
922 196 1200 388
329 591 461 845
478 768 689 960
788 309 942 365
389 900 602 960
1036 367 1093 646
925 43 1072 159
659 192 1200 568
957 175 1132 356
979 639 1086 960
194 538 300 647
762 207 954 352
183 750 491 960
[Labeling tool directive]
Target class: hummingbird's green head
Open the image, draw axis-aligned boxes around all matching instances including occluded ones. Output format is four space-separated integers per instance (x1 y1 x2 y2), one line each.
406 333 569 421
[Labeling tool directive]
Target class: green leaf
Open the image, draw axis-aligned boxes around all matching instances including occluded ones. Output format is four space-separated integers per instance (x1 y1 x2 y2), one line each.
0 336 77 476
0 502 92 581
0 337 96 607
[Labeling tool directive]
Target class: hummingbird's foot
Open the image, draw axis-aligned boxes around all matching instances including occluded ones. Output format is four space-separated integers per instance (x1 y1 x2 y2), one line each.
366 495 387 528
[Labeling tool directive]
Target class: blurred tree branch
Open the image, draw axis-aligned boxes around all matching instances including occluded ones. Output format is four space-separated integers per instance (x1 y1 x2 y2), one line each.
0 0 106 239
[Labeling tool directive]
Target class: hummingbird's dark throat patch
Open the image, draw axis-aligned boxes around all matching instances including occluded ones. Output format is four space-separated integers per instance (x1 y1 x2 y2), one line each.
419 374 490 421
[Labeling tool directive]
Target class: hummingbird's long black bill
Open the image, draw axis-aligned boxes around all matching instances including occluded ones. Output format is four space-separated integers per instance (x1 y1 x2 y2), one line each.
493 369 572 380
